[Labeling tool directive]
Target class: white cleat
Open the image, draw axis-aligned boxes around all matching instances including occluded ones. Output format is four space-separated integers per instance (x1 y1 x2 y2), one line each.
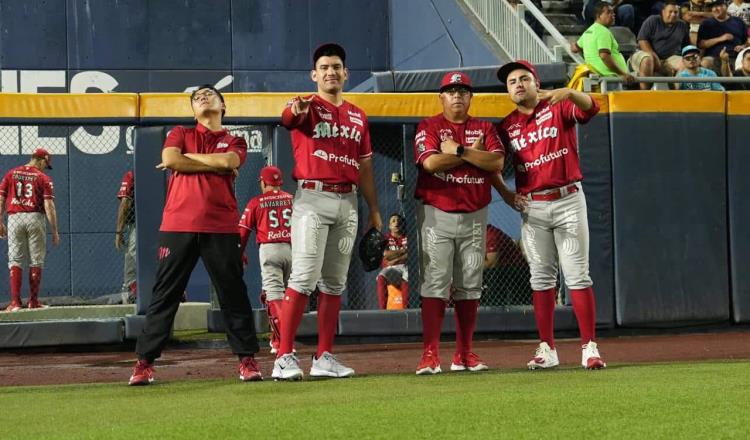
271 353 304 381
527 342 560 370
309 351 355 378
582 341 607 370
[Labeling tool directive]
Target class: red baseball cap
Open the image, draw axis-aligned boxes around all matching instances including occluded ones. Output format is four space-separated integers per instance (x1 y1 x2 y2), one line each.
259 166 283 186
497 60 539 85
439 71 473 92
32 148 52 169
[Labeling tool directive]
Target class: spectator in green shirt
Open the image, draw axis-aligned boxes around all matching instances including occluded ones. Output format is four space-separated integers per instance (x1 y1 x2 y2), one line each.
572 2 635 86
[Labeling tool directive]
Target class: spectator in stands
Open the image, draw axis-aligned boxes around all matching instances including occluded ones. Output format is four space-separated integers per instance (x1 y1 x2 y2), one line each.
697 0 749 70
630 1 690 88
583 1 637 32
483 224 532 305
720 46 750 88
676 44 725 88
115 170 137 304
682 0 713 45
376 213 408 310
727 0 750 25
572 2 636 85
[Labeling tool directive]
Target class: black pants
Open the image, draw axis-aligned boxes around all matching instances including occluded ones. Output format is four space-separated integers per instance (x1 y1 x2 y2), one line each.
136 232 259 362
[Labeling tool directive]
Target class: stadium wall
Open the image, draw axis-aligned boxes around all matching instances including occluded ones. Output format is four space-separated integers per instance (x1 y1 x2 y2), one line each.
0 92 747 330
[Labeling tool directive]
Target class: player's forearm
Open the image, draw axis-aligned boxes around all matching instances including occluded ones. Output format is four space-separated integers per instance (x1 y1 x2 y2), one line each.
460 149 504 173
383 249 405 261
281 106 307 128
116 199 130 232
484 253 498 269
0 196 5 218
168 157 224 173
183 152 239 170
358 158 380 213
568 90 594 111
491 173 514 198
421 154 465 174
44 201 58 234
239 227 251 254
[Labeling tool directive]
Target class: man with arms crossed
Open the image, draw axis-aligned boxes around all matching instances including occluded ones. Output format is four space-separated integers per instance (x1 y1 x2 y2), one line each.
413 72 504 375
275 43 382 380
128 85 262 385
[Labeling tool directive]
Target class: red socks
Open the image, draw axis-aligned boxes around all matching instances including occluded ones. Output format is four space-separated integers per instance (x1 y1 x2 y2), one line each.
533 288 557 349
570 287 597 344
9 266 21 303
421 298 447 354
376 276 387 309
279 288 308 356
454 299 479 355
266 299 282 349
316 292 341 358
29 267 42 300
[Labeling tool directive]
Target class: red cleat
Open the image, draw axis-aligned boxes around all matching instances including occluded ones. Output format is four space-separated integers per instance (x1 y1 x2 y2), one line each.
26 299 47 309
128 360 154 386
416 350 441 375
239 356 263 382
4 301 22 312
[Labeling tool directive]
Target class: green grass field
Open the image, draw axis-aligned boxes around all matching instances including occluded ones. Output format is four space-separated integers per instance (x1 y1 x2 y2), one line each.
3 361 749 439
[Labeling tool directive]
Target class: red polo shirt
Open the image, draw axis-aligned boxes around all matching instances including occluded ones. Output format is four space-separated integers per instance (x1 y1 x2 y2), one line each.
160 123 247 233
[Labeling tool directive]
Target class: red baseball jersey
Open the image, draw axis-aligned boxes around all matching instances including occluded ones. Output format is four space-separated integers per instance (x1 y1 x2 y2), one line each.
414 114 505 213
0 165 54 214
381 232 407 268
117 170 134 200
486 224 526 267
498 98 599 194
281 94 372 185
160 123 247 233
239 190 293 244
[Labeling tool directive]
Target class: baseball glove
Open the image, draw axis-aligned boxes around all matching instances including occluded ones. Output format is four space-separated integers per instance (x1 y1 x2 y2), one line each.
358 227 387 272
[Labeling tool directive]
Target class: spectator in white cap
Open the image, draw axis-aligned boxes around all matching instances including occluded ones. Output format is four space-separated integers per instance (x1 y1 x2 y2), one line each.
676 45 725 89
720 46 750 88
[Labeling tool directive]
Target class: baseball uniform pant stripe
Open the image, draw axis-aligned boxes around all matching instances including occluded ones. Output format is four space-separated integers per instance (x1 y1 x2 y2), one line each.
521 187 593 291
418 204 487 301
136 232 259 362
7 212 46 268
259 242 291 302
287 189 357 296
121 224 137 292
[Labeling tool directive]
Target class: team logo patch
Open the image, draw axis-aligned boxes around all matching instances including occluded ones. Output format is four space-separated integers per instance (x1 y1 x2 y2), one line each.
158 246 171 261
439 129 453 141
312 149 329 161
217 142 229 149
450 73 463 84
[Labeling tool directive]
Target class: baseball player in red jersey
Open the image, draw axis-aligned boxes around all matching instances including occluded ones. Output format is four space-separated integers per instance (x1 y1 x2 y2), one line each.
274 43 382 380
238 166 293 354
413 72 505 375
115 170 137 303
0 149 59 312
128 85 262 385
495 60 606 370
376 213 408 309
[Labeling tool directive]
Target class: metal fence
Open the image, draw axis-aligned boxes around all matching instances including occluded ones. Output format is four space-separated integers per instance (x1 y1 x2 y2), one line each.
0 124 135 305
0 121 533 311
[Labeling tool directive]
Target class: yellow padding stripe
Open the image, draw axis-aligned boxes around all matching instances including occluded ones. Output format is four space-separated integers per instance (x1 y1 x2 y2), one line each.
0 93 138 118
609 91 725 113
726 92 750 115
140 92 610 118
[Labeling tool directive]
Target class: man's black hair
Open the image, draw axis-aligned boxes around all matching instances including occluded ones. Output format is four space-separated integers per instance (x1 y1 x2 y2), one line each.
191 84 225 117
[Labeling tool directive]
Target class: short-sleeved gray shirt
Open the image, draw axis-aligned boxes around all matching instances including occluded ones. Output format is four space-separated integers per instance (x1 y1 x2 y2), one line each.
637 15 690 59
